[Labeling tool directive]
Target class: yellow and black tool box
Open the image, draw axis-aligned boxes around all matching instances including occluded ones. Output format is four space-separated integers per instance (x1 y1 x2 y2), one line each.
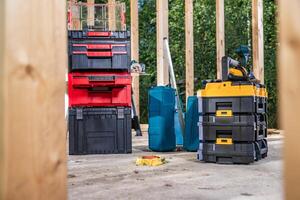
198 81 267 115
197 80 268 164
198 139 268 164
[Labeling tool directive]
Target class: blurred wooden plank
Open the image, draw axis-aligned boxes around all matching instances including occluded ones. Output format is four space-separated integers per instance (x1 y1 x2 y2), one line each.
268 129 282 135
108 0 116 31
70 0 81 30
131 0 140 117
157 0 169 86
185 0 194 102
278 0 300 199
0 0 67 199
216 0 225 80
87 0 95 27
252 0 264 83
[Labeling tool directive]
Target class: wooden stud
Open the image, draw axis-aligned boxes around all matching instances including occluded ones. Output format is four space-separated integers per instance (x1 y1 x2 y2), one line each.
0 0 4 197
278 0 300 199
185 0 194 102
87 0 95 27
71 0 81 30
131 0 140 117
252 0 264 83
216 0 225 80
0 0 67 199
157 0 169 86
108 0 116 31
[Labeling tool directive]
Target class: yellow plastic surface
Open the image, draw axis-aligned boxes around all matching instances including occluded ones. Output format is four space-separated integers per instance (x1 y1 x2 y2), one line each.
216 110 233 117
197 81 268 98
216 138 233 145
136 156 166 166
229 68 244 77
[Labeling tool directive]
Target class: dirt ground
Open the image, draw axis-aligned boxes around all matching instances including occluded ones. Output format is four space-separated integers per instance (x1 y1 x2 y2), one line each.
68 132 283 200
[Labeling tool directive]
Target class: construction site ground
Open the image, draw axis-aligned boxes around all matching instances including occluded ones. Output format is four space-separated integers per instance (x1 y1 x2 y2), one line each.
68 129 283 200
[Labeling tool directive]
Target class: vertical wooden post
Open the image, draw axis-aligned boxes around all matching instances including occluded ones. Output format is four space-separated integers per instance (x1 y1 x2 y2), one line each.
108 0 116 31
131 0 140 117
0 0 4 197
216 0 225 80
157 0 169 86
185 0 194 101
87 0 95 27
252 0 264 83
279 0 300 199
71 0 81 30
0 0 67 199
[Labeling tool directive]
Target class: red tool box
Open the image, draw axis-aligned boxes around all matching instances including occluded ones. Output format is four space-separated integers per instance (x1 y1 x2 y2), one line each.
68 72 132 107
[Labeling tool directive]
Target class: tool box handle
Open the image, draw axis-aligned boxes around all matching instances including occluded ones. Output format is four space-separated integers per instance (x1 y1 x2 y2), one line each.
72 51 113 57
216 138 233 145
72 75 126 88
87 32 112 37
73 44 113 50
216 110 233 117
72 51 127 57
88 75 115 82
73 44 126 50
216 102 232 110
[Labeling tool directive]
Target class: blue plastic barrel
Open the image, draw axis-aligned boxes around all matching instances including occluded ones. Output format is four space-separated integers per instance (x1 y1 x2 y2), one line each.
148 86 176 152
184 96 199 152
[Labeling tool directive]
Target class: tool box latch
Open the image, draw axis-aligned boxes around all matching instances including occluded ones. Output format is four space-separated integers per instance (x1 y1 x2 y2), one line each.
216 138 233 145
117 108 124 119
216 110 233 117
76 108 83 120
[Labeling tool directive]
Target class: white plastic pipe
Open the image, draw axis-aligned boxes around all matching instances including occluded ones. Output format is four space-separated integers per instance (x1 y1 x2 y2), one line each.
163 37 185 136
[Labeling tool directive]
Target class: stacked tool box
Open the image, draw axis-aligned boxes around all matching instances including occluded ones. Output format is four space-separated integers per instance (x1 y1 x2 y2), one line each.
68 30 132 155
197 81 268 164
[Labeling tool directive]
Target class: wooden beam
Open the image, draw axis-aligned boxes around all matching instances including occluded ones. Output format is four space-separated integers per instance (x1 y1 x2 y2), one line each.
279 0 300 199
70 0 81 30
0 0 4 197
108 0 116 31
252 0 264 83
216 0 225 80
157 0 169 86
0 0 67 199
185 0 194 101
87 0 95 27
131 0 140 117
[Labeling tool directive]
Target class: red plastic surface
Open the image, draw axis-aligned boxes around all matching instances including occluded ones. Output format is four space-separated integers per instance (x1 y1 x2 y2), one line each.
72 51 127 57
73 44 126 50
87 32 112 37
68 72 132 107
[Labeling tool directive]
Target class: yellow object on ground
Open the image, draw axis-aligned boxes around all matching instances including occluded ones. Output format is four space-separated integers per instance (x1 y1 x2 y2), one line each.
136 156 166 166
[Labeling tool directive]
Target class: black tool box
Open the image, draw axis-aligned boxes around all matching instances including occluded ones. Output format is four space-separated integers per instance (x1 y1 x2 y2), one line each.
68 31 131 71
199 123 267 142
200 113 267 126
68 107 132 155
198 96 267 115
199 114 267 142
198 139 268 164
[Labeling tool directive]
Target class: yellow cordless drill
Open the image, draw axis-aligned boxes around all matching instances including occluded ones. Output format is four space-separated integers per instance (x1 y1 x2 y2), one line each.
221 45 257 82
